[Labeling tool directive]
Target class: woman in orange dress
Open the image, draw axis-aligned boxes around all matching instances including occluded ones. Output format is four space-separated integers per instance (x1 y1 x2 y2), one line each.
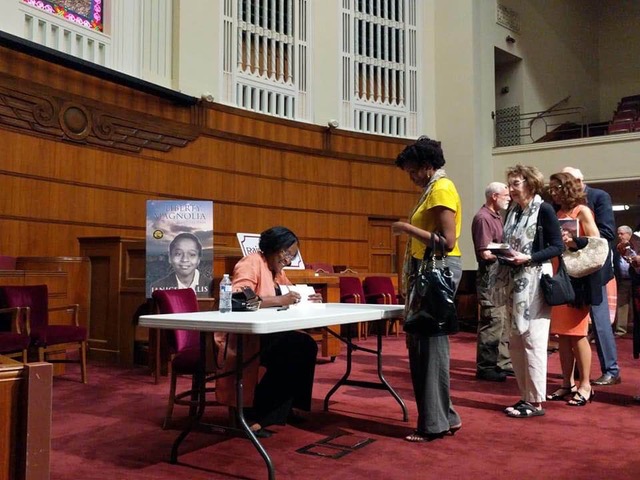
547 172 600 406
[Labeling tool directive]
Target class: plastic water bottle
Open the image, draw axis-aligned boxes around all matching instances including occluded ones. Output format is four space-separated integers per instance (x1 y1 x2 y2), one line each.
219 274 232 313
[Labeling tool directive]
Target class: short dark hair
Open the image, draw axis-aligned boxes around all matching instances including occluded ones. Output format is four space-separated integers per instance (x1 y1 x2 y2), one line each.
259 226 299 255
169 232 202 256
395 136 446 170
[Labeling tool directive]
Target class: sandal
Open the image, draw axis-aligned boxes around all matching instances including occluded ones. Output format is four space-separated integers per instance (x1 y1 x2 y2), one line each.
404 430 447 442
546 385 576 401
446 424 462 436
504 400 527 414
567 389 594 407
506 402 545 418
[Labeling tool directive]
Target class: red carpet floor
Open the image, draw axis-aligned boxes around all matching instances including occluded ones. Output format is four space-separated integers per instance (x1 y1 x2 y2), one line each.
51 332 640 479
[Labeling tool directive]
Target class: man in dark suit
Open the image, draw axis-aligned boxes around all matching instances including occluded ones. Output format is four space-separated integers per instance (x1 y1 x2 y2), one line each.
563 167 620 385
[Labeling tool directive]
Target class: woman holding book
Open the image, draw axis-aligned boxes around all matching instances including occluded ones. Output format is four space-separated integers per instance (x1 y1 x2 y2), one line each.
546 172 600 406
500 165 563 418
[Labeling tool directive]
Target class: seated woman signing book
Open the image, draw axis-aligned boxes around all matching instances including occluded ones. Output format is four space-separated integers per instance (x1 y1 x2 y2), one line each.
214 226 322 438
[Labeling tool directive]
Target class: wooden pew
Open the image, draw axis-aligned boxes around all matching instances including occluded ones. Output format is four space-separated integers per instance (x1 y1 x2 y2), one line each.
0 357 52 480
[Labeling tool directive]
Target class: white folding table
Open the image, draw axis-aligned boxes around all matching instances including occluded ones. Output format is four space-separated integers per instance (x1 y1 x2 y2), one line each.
139 303 407 480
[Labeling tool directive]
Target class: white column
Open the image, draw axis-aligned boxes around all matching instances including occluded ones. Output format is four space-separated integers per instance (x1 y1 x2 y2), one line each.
109 0 142 77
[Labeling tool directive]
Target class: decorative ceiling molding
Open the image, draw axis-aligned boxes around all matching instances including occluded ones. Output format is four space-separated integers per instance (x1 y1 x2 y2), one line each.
0 76 198 154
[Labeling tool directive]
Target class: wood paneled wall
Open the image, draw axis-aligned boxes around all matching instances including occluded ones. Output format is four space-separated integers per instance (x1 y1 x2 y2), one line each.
0 45 417 274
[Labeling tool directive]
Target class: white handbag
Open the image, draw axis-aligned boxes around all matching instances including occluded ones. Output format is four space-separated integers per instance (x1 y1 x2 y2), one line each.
563 236 609 278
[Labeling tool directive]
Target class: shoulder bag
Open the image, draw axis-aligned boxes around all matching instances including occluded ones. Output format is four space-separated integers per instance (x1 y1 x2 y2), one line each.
231 286 261 311
540 256 575 306
403 234 458 336
563 236 609 278
536 226 575 306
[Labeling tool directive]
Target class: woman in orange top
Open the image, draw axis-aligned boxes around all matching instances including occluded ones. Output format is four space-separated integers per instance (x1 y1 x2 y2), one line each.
215 226 322 438
547 172 600 406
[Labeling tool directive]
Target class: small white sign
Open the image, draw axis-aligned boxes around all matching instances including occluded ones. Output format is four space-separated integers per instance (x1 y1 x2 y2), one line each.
236 232 306 269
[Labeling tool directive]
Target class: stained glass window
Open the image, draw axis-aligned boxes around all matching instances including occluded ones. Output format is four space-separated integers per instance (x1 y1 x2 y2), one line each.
23 0 104 32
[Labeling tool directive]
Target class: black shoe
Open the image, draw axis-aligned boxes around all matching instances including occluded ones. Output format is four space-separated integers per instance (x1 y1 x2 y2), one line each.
476 370 507 382
591 374 621 386
286 411 307 425
252 428 274 438
500 369 516 377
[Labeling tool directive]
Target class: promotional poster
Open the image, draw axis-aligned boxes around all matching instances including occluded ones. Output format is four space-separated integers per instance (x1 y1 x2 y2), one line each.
146 200 214 298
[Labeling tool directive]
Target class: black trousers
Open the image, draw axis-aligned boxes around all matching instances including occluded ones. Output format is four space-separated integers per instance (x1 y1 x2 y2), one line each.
253 331 318 427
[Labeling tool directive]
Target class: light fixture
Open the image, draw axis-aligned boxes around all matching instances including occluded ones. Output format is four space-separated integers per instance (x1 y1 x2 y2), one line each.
612 204 630 211
506 35 516 44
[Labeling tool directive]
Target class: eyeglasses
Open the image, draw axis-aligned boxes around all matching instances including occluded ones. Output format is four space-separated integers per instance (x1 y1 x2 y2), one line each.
508 179 527 188
280 249 297 261
548 185 562 192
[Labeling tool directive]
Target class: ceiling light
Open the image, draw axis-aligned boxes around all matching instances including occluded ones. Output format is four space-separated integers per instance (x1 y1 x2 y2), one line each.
612 204 630 211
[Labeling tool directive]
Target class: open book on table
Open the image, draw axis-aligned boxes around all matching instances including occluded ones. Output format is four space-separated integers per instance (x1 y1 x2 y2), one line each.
279 284 317 304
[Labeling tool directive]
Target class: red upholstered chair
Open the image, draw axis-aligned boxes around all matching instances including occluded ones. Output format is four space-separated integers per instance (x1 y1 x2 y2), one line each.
608 122 631 134
0 285 87 382
362 276 401 336
613 110 636 123
307 262 335 274
152 288 218 429
0 306 30 362
339 276 368 339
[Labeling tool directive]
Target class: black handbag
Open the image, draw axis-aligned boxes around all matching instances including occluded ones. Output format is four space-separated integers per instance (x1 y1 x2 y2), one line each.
403 234 458 336
537 225 575 306
231 286 261 311
540 256 575 306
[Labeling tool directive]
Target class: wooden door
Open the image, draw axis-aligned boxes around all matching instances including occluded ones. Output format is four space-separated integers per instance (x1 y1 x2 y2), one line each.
368 218 399 273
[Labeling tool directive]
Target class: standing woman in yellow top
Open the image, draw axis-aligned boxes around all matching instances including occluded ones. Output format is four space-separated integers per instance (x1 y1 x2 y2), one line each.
392 136 463 442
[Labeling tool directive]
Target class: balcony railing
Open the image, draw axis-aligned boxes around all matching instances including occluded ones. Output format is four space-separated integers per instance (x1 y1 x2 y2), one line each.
493 106 611 147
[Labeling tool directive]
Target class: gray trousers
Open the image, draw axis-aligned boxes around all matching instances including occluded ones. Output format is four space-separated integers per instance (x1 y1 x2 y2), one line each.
407 256 462 434
476 263 511 373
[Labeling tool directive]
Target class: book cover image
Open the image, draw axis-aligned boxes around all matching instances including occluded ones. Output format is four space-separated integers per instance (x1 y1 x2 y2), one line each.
146 200 214 298
559 218 579 237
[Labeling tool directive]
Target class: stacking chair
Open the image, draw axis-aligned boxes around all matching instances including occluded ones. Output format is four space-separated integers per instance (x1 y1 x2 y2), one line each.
339 276 368 340
362 276 401 336
0 306 30 362
0 285 87 382
307 262 335 274
152 288 219 429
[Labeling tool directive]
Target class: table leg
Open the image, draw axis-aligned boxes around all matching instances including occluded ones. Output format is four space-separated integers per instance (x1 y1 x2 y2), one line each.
323 327 408 421
234 335 276 480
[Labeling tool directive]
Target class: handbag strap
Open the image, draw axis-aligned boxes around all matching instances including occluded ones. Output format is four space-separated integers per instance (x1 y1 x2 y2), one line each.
419 232 448 272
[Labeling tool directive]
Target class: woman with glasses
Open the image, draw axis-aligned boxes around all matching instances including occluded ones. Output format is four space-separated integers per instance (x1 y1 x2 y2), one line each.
500 165 563 418
546 172 599 406
215 226 322 438
392 136 463 442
